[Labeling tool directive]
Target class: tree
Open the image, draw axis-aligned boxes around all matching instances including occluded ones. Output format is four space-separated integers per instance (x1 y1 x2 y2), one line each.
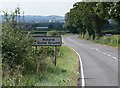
109 2 120 27
3 7 21 29
64 1 120 39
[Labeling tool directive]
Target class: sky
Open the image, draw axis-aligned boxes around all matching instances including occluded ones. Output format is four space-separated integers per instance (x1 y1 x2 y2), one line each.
0 0 81 16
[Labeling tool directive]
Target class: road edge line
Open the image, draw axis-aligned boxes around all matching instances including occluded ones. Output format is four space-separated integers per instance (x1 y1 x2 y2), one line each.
63 40 85 87
71 48 85 87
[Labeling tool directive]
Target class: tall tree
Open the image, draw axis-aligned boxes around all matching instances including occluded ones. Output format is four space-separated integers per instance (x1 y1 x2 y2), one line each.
64 1 120 39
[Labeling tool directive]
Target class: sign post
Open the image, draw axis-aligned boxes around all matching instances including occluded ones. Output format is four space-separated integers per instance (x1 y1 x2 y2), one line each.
35 45 37 53
32 36 62 66
54 46 56 66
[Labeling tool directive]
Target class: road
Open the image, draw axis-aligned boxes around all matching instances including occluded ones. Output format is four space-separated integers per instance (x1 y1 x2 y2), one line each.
62 35 118 86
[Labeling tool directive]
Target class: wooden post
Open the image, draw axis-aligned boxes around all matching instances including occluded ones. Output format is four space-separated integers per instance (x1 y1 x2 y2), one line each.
35 46 37 53
54 46 56 66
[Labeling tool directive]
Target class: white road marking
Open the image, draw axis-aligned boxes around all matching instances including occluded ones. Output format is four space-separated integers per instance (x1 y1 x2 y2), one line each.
95 48 97 50
89 47 118 60
90 48 101 53
107 54 111 57
112 57 117 60
88 46 117 60
62 38 117 87
63 40 85 87
102 52 107 55
71 48 85 87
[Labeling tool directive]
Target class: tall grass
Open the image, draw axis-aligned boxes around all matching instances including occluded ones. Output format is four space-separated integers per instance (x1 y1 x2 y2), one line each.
79 33 120 47
2 46 79 86
94 35 120 47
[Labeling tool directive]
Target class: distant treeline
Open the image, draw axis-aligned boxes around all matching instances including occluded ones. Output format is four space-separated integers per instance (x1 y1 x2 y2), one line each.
0 15 64 23
24 22 64 30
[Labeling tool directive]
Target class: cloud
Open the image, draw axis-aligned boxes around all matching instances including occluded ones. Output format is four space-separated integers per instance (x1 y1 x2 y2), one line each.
0 2 76 16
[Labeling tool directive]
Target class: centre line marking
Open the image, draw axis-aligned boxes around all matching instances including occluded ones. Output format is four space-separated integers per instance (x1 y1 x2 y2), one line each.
112 57 117 60
107 54 111 57
102 52 106 55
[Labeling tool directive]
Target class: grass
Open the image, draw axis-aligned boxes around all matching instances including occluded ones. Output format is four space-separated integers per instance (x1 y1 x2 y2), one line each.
34 46 79 86
93 35 120 47
78 34 120 47
2 46 79 86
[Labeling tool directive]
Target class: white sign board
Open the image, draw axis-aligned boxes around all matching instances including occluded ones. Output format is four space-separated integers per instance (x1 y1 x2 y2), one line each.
33 36 62 46
105 34 112 36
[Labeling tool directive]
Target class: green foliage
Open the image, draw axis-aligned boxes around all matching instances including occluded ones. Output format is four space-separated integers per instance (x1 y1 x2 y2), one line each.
2 26 61 86
108 2 120 26
2 24 61 86
94 35 120 47
3 7 21 29
2 27 33 68
2 7 78 86
2 46 79 86
47 30 61 36
3 66 24 86
64 2 120 39
2 28 61 86
2 7 79 86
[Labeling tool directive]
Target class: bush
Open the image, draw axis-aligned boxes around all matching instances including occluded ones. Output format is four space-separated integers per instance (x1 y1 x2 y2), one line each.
109 36 119 46
2 26 61 86
2 27 33 70
94 35 119 47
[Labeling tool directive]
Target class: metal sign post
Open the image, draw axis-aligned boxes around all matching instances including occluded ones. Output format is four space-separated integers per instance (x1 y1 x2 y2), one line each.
54 46 56 66
35 45 37 53
32 36 62 66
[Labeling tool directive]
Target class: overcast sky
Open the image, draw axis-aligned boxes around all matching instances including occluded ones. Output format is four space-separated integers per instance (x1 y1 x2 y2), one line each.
0 0 81 16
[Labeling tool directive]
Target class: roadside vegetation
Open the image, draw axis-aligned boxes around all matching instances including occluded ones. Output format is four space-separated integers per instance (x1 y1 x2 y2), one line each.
2 7 79 86
93 35 120 47
2 45 79 86
64 1 120 47
79 34 120 47
47 30 66 36
32 46 79 86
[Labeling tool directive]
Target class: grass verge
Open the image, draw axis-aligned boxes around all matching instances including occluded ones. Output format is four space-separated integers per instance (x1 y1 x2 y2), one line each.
92 35 120 47
2 46 79 86
35 46 79 86
79 35 120 47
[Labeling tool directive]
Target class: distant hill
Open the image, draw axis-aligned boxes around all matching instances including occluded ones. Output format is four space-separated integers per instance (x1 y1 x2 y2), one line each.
0 15 64 23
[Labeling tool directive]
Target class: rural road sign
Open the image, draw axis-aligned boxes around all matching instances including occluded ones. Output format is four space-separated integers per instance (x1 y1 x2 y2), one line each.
33 36 62 46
